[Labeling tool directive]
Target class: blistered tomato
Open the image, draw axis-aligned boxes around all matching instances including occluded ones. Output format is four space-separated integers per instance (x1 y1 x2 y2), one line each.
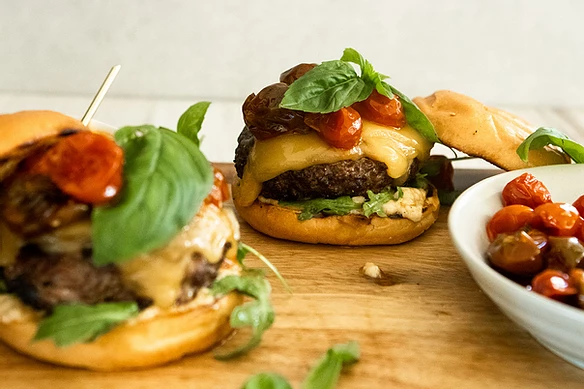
352 90 406 128
304 107 362 149
486 204 536 242
502 172 552 208
531 269 578 301
573 195 584 216
533 202 581 237
28 132 124 205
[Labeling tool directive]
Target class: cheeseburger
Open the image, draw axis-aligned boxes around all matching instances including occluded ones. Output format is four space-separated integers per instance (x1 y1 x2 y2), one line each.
0 110 254 370
233 49 441 245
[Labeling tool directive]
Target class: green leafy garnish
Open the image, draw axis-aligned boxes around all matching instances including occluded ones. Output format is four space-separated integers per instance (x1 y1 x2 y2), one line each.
279 48 438 143
516 127 584 163
241 341 360 389
177 101 211 146
238 242 292 294
302 341 360 389
92 125 214 265
279 196 361 221
241 373 293 389
362 188 402 217
210 271 275 359
33 302 139 347
389 86 439 143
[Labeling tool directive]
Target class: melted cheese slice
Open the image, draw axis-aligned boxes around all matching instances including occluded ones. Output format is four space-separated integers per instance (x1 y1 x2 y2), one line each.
118 204 240 308
235 120 433 206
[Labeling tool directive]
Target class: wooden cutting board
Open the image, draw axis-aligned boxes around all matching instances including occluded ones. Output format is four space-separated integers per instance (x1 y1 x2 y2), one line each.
1 164 584 389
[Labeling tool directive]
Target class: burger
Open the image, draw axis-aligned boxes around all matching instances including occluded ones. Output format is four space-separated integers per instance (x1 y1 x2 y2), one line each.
233 49 441 245
0 110 267 370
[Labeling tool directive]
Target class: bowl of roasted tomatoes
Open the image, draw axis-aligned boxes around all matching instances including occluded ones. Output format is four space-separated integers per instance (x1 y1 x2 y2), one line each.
449 164 584 368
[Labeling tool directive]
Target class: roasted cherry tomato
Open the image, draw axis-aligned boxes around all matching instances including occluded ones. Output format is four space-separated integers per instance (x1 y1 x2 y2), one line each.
28 132 123 205
531 269 578 302
486 204 536 242
533 202 581 237
573 195 584 216
487 230 547 276
546 236 584 272
502 172 552 208
569 268 584 308
352 90 406 128
205 168 230 207
304 107 362 149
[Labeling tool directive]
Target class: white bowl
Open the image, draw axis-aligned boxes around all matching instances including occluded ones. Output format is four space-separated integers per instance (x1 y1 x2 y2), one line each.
449 164 584 368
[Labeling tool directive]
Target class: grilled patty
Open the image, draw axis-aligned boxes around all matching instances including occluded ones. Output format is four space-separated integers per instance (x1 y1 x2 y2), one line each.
234 126 416 201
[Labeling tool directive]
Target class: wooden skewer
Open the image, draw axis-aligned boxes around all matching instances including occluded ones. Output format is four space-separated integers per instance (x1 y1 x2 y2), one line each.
81 65 121 126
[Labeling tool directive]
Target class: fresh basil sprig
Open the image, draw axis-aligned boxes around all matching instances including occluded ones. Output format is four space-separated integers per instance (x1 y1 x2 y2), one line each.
238 242 292 293
92 125 213 265
33 302 139 347
177 101 211 147
210 271 275 360
279 48 438 143
241 341 360 389
516 127 584 163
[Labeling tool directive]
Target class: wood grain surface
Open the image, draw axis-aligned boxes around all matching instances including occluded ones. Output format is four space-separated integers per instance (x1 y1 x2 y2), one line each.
2 164 584 389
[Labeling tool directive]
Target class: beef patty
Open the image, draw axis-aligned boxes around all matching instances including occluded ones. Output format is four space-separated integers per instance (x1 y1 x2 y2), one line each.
234 126 417 201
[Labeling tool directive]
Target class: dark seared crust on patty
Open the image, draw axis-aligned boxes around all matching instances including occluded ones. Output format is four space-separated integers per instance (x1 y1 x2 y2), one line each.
261 158 396 201
234 126 419 201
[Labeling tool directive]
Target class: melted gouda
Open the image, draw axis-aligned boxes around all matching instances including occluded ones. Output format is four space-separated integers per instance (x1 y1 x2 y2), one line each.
235 120 433 206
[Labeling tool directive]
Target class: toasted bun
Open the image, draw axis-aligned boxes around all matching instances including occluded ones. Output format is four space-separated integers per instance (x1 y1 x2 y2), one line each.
413 91 570 170
0 110 86 159
0 260 243 371
233 184 440 245
0 111 88 181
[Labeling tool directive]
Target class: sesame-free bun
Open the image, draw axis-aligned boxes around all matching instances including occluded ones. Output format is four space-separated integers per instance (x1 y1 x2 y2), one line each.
0 261 243 371
0 110 87 159
413 91 570 170
233 184 440 245
0 111 88 181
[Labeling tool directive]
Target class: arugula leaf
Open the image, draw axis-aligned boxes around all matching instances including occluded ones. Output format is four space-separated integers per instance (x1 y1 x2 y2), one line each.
280 60 371 113
210 271 275 359
241 373 293 389
92 126 214 265
362 189 402 217
238 242 292 294
390 86 439 143
177 101 211 147
340 48 393 99
279 196 361 220
516 127 584 163
33 302 139 347
302 341 360 389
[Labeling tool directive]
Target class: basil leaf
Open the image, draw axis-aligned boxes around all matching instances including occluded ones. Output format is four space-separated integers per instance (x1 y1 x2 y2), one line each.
177 101 211 147
390 86 439 143
302 341 360 389
280 60 372 113
34 302 139 347
340 48 393 99
241 373 292 389
362 188 402 218
238 242 292 293
92 126 213 265
210 272 274 359
279 196 361 220
516 127 584 163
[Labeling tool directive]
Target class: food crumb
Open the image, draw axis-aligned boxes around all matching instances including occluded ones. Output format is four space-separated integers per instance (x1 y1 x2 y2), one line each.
361 262 382 278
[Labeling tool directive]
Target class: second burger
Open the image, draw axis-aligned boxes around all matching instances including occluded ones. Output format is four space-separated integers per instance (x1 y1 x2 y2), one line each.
233 48 440 245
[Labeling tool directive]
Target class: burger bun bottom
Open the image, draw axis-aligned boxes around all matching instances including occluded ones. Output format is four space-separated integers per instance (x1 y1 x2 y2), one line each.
234 189 440 245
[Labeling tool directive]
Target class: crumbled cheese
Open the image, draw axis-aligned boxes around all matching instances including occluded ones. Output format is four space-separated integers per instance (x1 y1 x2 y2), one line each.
352 196 366 204
361 262 382 278
382 187 427 222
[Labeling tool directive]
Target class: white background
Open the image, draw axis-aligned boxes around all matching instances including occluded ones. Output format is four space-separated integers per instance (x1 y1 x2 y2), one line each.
1 1 583 161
